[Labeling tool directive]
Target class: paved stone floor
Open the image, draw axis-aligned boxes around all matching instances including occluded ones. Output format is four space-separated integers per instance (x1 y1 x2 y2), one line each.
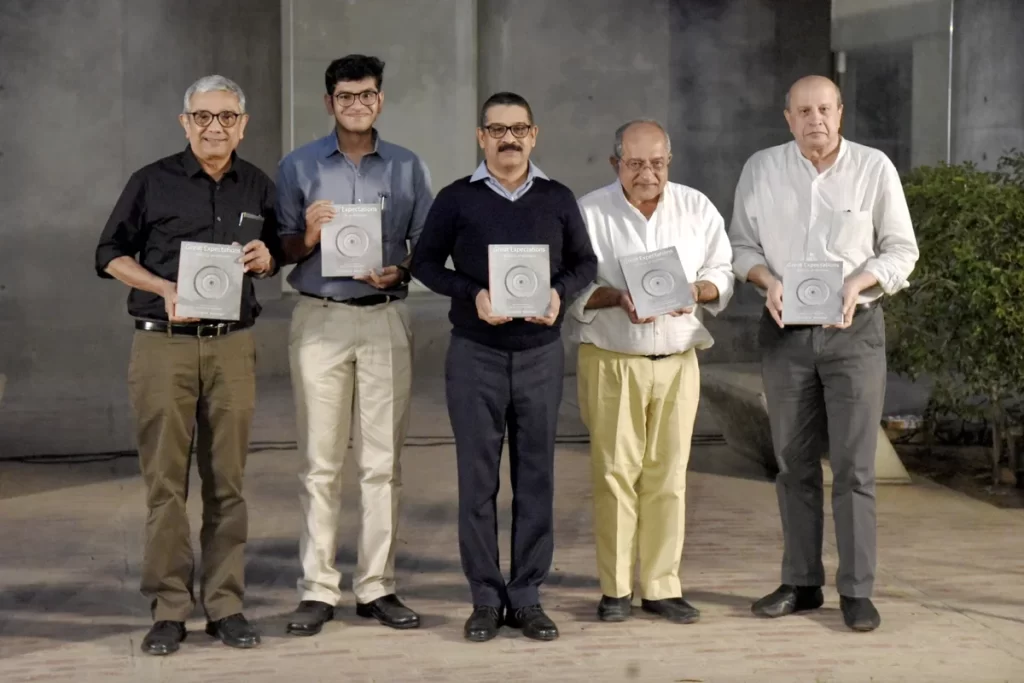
1 373 1023 682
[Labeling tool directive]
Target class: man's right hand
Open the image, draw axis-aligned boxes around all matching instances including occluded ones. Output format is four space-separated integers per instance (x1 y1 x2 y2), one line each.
476 290 511 326
765 278 784 327
618 290 656 325
304 200 336 249
161 281 199 323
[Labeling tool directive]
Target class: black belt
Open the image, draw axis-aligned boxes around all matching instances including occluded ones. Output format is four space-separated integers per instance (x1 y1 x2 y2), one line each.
135 319 250 337
856 298 881 311
646 354 672 361
300 292 397 307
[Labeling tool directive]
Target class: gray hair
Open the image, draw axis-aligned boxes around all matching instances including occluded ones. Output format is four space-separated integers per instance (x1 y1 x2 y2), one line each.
613 119 672 159
182 75 246 114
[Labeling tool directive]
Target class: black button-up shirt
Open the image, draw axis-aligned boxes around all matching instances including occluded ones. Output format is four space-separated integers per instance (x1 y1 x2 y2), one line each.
95 146 282 326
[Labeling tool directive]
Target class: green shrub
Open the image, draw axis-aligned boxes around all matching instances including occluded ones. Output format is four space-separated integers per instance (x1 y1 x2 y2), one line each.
887 150 1024 482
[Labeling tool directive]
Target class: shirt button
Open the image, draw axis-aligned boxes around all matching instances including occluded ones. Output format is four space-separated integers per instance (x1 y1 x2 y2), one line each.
217 217 222 222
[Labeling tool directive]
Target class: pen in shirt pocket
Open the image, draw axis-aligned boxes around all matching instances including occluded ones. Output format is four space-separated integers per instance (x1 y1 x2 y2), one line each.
379 190 390 212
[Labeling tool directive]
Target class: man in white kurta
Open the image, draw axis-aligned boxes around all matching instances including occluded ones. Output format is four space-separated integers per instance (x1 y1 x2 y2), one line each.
569 120 735 624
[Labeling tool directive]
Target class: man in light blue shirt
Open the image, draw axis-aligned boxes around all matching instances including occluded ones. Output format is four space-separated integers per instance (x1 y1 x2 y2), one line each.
275 54 433 638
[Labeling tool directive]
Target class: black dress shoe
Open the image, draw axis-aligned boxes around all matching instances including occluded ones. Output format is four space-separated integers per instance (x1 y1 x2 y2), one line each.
506 604 559 641
597 595 632 622
752 584 824 618
840 596 881 632
641 597 700 624
205 613 261 648
286 600 335 636
141 620 186 656
464 605 502 642
356 594 420 630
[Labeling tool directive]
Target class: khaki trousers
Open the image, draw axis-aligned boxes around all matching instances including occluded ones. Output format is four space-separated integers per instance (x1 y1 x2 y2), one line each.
290 296 413 605
576 343 700 600
127 327 256 622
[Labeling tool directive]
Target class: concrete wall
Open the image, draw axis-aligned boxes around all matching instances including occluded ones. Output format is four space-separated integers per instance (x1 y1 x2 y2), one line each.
830 0 953 171
951 0 1024 168
0 0 282 458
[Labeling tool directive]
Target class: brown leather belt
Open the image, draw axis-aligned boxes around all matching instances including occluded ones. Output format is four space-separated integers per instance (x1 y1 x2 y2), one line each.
135 319 249 337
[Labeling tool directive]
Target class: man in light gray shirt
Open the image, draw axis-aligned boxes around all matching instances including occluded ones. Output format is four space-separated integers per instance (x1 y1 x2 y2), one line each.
729 75 918 632
276 54 433 637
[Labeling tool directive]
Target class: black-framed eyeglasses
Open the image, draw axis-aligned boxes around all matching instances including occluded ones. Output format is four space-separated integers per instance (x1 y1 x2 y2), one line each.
621 158 668 172
334 90 379 107
188 110 241 128
483 123 532 139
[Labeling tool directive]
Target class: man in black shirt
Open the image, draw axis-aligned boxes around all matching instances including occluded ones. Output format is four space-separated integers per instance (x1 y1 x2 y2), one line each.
411 92 597 643
95 75 281 656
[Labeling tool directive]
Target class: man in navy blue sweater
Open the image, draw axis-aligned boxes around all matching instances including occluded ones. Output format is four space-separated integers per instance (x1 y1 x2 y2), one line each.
411 92 597 643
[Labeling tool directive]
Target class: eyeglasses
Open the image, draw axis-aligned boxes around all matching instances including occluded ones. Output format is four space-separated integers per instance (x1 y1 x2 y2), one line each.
483 123 532 139
334 90 379 107
621 158 668 172
188 110 241 128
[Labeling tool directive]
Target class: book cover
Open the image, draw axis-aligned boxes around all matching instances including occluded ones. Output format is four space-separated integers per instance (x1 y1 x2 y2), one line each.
618 246 693 319
782 260 844 325
488 244 551 318
321 203 384 277
175 241 245 321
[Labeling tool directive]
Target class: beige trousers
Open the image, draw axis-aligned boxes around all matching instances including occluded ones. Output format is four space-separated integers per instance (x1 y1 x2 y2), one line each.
577 343 700 601
290 296 413 605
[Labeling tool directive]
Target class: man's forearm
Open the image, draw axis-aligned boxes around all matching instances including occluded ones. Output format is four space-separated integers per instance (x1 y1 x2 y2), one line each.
281 234 315 265
104 256 171 297
745 264 778 290
583 286 622 310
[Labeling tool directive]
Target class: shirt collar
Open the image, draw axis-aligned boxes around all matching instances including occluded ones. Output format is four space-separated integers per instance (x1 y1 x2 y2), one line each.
182 145 239 179
322 128 384 159
470 160 548 184
790 136 848 172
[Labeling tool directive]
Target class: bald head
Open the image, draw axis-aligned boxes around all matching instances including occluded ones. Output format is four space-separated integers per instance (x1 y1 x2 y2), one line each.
611 119 672 204
783 75 844 156
785 75 842 111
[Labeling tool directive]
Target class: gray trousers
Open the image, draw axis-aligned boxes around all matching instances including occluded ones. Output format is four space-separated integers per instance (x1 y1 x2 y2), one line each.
759 305 886 598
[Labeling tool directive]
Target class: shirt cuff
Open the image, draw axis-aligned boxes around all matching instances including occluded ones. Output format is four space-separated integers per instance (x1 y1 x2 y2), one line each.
568 282 601 325
862 259 908 295
696 269 733 317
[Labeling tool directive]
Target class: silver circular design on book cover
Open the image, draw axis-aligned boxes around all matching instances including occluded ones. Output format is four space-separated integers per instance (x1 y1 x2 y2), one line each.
641 269 675 297
504 265 540 298
194 266 230 300
335 225 370 257
795 278 831 305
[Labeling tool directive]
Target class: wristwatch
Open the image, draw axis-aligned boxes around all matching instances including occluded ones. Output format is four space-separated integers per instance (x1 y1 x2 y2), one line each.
396 265 412 285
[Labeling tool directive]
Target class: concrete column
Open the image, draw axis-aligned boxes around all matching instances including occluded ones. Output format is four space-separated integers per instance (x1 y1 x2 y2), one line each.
951 0 1024 168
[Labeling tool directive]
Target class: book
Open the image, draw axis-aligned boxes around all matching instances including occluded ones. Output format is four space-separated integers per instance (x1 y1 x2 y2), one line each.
175 241 245 321
782 260 844 325
321 203 383 277
488 244 551 318
618 246 693 319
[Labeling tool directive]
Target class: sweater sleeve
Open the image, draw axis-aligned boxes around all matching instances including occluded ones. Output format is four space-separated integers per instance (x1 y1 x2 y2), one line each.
409 186 484 301
551 190 598 302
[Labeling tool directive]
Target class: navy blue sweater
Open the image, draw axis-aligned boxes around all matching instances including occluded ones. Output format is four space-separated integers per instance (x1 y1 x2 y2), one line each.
410 176 598 351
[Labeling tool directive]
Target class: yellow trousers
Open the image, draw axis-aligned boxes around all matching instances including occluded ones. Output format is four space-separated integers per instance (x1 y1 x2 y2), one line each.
576 343 700 600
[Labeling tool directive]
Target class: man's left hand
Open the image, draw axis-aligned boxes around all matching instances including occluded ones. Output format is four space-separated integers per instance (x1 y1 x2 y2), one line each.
526 289 561 326
825 272 877 329
239 240 273 275
668 284 699 317
355 265 404 289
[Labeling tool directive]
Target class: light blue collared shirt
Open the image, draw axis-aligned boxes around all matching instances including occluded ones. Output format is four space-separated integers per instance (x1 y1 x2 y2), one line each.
275 130 433 300
469 161 548 201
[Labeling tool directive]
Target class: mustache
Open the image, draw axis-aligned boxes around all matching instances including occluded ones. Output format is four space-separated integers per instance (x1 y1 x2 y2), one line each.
498 142 522 152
